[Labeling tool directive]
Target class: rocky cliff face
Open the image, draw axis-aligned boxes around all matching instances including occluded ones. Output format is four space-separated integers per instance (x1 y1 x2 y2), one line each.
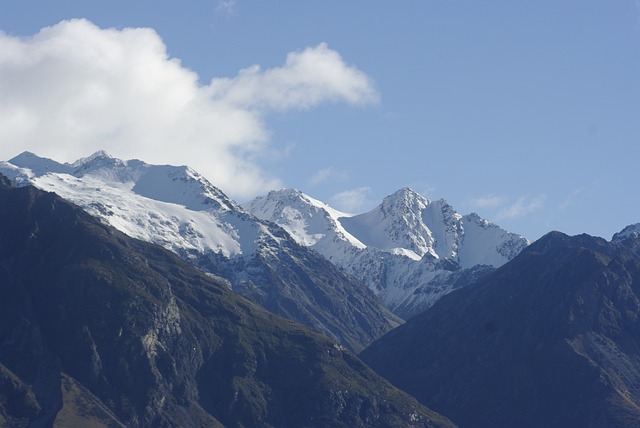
0 176 453 427
361 230 640 427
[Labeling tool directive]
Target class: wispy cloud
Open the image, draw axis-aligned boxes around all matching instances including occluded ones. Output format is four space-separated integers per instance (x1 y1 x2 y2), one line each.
310 166 349 185
559 188 583 211
0 19 379 199
559 180 601 210
408 181 436 199
469 194 506 209
497 195 546 220
331 187 372 213
216 0 236 17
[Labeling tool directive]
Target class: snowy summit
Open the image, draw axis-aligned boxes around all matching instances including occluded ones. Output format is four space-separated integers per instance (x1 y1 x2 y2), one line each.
246 187 530 317
2 150 528 318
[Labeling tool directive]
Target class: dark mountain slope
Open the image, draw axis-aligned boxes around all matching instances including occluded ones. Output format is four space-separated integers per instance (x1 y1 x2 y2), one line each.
361 230 640 428
196 236 401 353
0 176 453 427
2 151 401 353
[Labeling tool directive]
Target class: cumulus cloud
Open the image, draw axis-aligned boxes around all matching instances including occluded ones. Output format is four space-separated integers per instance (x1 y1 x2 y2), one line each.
208 42 379 111
0 19 378 198
497 195 546 220
331 187 372 213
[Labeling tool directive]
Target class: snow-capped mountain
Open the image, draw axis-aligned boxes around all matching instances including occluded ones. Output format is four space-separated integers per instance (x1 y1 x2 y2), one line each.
2 151 254 258
0 152 400 352
246 188 529 318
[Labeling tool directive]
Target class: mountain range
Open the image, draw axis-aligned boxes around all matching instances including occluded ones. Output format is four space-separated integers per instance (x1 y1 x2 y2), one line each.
0 150 528 340
2 149 640 426
246 187 528 318
0 152 400 352
361 228 640 427
0 174 453 427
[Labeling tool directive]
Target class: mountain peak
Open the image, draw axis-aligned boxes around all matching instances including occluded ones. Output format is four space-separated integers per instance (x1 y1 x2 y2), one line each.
244 187 363 249
361 230 640 427
8 151 71 176
273 188 333 208
339 188 437 261
611 224 640 254
248 186 529 317
391 186 419 197
278 187 304 197
6 150 126 179
612 223 640 242
267 188 316 207
73 149 113 164
8 150 39 163
382 187 430 209
71 150 126 173
251 188 350 217
526 230 611 255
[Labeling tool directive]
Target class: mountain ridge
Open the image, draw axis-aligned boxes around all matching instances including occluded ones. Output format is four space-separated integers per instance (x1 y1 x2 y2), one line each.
1 151 400 352
0 175 453 427
246 187 529 318
360 229 640 427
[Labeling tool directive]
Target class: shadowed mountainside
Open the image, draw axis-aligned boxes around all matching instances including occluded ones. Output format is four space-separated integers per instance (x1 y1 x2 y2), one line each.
0 175 453 428
361 230 640 427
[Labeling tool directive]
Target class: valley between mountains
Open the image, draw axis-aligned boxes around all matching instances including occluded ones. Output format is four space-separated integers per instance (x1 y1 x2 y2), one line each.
2 151 640 427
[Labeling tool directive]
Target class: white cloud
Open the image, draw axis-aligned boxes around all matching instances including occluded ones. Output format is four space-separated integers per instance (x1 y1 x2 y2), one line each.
331 187 372 213
0 19 378 198
497 195 546 220
208 42 379 111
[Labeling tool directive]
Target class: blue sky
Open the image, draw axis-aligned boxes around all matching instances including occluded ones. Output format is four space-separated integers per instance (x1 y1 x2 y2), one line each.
0 1 639 241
